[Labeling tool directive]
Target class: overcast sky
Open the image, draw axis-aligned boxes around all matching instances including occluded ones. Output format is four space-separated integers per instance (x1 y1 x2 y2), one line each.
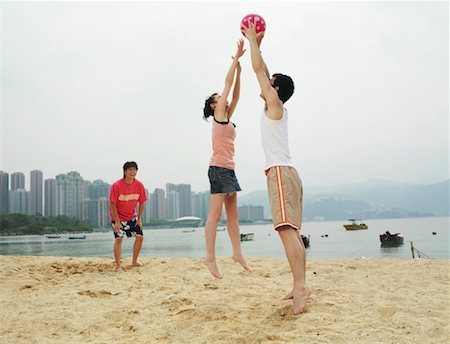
1 1 448 194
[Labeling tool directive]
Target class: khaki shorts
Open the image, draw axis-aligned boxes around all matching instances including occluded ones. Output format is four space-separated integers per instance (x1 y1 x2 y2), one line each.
266 166 303 230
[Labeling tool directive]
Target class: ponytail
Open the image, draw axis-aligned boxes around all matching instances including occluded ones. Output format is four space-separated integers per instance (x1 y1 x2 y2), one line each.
203 93 218 120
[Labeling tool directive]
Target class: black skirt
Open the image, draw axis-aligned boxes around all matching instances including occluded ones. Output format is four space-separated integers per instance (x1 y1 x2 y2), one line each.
208 166 242 194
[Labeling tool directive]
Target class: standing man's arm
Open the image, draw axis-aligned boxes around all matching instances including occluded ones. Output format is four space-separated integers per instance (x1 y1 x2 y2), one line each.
137 203 144 230
110 202 121 231
244 23 283 120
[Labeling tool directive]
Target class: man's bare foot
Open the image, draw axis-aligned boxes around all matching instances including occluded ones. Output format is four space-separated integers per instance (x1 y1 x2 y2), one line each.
288 285 311 315
232 255 252 272
115 265 124 272
203 259 222 279
130 262 143 267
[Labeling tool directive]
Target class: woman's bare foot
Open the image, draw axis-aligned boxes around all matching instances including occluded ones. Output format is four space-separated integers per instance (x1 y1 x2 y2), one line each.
130 262 143 267
203 259 223 279
115 265 124 272
232 255 252 272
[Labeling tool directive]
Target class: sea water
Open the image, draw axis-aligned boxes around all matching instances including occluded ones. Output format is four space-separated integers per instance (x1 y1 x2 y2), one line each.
0 217 448 260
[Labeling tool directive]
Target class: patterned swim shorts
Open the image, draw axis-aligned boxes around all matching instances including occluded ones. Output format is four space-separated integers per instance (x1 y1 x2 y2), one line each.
111 217 143 239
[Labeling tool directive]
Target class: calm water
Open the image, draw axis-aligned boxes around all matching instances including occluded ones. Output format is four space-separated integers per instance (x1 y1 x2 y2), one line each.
0 217 448 260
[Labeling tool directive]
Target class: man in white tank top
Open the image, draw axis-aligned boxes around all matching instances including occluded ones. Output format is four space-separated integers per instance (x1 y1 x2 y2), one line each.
244 22 311 315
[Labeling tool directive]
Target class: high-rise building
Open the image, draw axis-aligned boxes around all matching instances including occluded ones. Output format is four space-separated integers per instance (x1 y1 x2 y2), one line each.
44 179 58 217
0 171 9 214
167 190 180 220
56 171 85 218
151 188 166 220
30 170 43 215
98 197 110 228
10 189 29 214
11 172 25 191
165 183 193 219
191 191 210 219
88 179 110 200
178 184 192 217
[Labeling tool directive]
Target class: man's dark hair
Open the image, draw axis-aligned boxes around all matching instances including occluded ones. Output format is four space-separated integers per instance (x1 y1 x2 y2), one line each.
203 93 218 120
123 161 138 178
272 73 295 103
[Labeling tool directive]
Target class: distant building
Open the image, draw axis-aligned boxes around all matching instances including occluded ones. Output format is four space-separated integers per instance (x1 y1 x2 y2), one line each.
56 171 85 218
151 188 166 220
174 216 202 227
30 170 43 215
11 172 25 191
44 178 58 217
167 190 180 220
82 197 110 228
10 189 29 214
177 184 192 217
88 179 110 200
191 191 210 220
0 171 9 213
238 205 264 222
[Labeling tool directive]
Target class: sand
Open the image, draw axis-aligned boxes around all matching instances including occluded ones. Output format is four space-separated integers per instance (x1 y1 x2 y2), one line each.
0 256 448 344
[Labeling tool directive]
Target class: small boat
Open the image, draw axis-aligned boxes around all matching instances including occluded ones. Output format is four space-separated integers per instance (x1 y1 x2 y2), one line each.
301 234 310 248
182 229 196 233
217 227 226 231
68 235 87 240
46 235 61 239
379 231 404 245
343 219 368 230
240 233 254 241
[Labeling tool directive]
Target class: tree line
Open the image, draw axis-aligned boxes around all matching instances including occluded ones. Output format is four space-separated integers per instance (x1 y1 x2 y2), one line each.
0 214 92 235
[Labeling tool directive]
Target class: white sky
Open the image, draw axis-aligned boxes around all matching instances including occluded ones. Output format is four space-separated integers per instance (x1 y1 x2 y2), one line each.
1 1 448 193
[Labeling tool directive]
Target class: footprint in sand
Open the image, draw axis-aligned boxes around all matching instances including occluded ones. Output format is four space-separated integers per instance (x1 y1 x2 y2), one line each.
78 290 120 298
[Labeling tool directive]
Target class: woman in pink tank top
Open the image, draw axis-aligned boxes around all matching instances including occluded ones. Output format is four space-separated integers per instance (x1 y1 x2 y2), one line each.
202 39 251 279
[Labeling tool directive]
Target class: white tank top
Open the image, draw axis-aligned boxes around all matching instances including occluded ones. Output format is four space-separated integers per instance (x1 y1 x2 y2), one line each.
260 107 293 170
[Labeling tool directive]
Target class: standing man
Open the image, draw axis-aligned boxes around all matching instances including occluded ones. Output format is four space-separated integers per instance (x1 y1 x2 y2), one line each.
110 161 148 272
244 23 310 314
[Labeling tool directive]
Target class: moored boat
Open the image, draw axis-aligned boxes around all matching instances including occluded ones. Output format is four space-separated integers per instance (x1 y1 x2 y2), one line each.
343 219 368 230
379 231 404 245
240 233 254 241
68 235 86 240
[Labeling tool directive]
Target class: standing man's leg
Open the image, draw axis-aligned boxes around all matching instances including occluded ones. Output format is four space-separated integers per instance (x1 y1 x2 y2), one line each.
131 235 144 267
114 237 124 272
224 193 251 272
204 194 225 279
278 226 310 314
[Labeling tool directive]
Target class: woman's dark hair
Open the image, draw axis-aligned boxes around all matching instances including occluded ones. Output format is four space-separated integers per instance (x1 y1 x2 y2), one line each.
123 161 138 178
272 73 295 103
203 93 218 120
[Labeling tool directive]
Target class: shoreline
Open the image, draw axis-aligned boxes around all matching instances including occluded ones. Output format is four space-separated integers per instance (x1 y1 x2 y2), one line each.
1 256 448 343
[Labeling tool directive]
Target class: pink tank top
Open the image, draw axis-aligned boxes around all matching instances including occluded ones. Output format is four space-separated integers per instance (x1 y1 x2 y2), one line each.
209 119 236 170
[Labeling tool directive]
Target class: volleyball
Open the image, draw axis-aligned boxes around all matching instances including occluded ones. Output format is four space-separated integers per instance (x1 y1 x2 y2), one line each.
240 14 266 37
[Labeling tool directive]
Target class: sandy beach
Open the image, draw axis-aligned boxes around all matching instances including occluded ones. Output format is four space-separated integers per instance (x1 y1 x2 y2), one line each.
0 256 448 344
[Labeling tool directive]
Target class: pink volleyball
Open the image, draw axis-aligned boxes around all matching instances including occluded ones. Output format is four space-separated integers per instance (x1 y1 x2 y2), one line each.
240 14 266 37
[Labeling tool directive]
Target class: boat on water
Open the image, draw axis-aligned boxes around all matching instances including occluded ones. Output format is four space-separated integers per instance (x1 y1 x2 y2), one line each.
343 219 368 230
46 235 61 239
240 233 254 241
68 235 87 240
301 234 310 248
379 231 404 245
182 229 196 233
217 227 226 232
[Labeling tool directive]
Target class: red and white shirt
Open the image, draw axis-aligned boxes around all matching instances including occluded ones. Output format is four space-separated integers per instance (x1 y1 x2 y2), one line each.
109 178 148 221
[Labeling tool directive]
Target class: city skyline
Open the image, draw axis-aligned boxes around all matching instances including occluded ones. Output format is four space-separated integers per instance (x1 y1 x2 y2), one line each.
1 2 448 194
0 168 265 227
